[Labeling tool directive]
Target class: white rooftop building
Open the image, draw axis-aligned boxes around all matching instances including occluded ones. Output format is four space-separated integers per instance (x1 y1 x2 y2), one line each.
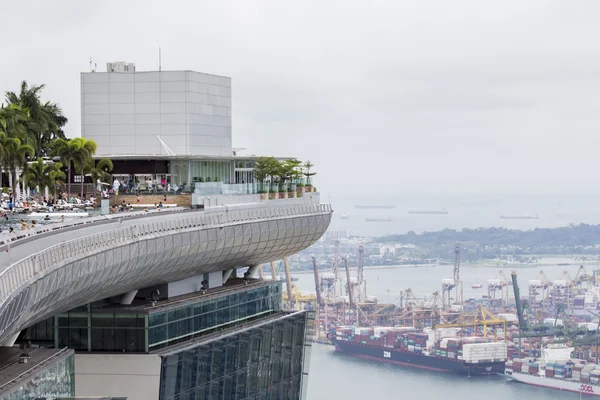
81 63 232 157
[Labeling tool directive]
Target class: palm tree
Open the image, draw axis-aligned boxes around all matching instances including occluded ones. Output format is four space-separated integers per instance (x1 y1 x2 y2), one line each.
303 160 316 186
2 138 34 195
87 158 113 196
5 81 67 157
24 158 65 199
52 137 97 197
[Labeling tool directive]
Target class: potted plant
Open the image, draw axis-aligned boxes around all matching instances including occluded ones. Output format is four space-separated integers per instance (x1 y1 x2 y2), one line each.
303 160 316 192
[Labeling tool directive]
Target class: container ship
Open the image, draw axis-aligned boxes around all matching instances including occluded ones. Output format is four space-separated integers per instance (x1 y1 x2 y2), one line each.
500 214 539 220
365 217 393 222
331 326 506 376
506 345 600 396
355 205 395 209
408 209 448 215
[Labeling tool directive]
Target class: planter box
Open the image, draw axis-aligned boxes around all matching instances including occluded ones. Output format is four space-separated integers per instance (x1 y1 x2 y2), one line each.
268 192 277 200
279 192 287 199
260 193 268 200
288 191 295 198
305 186 313 192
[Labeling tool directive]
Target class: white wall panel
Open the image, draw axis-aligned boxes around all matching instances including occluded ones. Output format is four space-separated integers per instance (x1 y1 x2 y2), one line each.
110 103 134 114
134 82 159 93
109 125 135 136
110 114 135 125
161 113 186 124
80 73 108 83
83 93 109 104
160 92 186 103
109 73 135 83
134 72 160 82
161 103 187 114
134 124 160 136
109 82 135 93
160 124 186 135
135 92 160 103
109 93 135 104
135 103 160 114
135 114 160 125
84 104 109 115
85 114 110 125
161 71 187 81
160 81 186 92
83 125 110 136
82 83 109 94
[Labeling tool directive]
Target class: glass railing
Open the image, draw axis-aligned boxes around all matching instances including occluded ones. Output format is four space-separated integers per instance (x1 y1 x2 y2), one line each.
194 182 316 196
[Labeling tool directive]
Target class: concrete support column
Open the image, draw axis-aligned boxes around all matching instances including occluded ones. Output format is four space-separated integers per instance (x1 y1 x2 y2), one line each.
258 265 264 280
270 261 277 281
246 264 260 279
223 268 235 284
2 331 20 347
119 290 138 305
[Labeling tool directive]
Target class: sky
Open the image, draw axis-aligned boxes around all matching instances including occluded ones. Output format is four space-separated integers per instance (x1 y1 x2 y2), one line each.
3 0 600 199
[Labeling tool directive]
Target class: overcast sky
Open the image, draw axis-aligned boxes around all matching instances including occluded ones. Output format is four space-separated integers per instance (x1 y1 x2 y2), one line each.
3 0 600 198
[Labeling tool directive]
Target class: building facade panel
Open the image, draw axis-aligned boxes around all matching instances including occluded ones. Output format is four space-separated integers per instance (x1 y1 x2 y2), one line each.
81 69 233 157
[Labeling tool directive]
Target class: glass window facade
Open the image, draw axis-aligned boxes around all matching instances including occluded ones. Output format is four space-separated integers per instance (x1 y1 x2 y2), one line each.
189 160 231 184
52 282 282 353
159 312 308 400
55 310 148 353
149 282 282 350
0 353 75 400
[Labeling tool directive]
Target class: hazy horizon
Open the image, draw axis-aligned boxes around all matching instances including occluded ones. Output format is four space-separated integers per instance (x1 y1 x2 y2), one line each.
4 1 600 198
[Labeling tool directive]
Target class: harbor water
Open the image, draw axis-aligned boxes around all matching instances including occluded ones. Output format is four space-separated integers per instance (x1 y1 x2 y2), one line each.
307 342 575 399
298 265 593 399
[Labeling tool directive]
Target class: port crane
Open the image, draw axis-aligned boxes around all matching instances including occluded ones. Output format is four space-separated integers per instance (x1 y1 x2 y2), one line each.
435 304 506 339
441 243 461 308
487 270 512 310
346 244 366 304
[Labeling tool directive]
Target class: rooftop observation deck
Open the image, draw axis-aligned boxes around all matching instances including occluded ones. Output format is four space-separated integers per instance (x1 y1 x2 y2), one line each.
0 199 332 345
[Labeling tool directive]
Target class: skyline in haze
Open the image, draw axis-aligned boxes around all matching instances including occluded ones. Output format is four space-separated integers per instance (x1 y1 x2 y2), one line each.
3 0 600 198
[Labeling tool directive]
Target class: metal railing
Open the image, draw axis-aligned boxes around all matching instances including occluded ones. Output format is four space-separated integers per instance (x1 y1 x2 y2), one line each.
0 203 332 309
0 207 188 247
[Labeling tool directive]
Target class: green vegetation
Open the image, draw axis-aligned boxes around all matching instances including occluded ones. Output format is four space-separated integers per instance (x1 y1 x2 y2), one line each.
377 224 600 262
0 81 110 198
253 157 314 193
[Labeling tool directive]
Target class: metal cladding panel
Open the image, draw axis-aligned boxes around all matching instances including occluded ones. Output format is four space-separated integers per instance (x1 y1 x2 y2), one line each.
81 70 232 157
0 208 332 344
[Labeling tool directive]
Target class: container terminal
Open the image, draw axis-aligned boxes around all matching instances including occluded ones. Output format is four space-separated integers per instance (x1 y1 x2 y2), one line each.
273 241 600 390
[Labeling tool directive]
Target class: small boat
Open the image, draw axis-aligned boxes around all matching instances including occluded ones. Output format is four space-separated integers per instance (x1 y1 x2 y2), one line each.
341 213 349 220
471 284 483 289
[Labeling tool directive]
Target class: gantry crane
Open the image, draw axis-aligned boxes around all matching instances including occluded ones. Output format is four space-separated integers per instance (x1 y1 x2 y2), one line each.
435 304 506 339
441 243 461 307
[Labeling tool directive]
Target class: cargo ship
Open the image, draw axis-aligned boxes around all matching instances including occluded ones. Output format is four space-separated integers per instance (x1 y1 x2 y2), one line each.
331 326 506 376
408 209 448 215
355 205 395 209
365 217 393 222
506 345 600 396
500 214 539 220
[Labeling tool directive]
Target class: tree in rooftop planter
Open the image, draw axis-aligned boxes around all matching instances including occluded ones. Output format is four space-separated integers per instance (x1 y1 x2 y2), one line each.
254 156 279 200
303 160 316 192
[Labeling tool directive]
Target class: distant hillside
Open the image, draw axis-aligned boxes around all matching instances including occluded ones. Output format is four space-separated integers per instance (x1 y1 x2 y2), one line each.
376 224 600 259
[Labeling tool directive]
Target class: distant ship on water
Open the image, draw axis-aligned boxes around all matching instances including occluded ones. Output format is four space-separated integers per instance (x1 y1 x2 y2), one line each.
365 217 393 222
341 213 349 220
355 205 395 209
408 209 448 215
500 214 539 220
